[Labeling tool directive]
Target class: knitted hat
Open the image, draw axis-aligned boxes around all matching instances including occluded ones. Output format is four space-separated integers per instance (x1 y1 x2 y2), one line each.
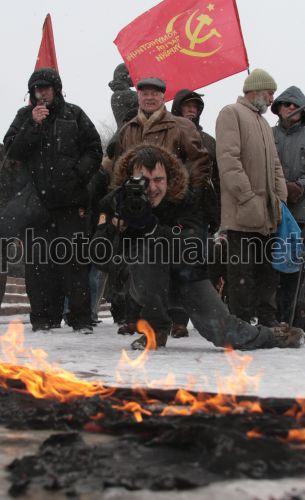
243 69 277 93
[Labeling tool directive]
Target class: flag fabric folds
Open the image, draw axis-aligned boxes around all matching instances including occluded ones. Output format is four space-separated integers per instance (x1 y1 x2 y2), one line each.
35 14 59 71
114 0 249 101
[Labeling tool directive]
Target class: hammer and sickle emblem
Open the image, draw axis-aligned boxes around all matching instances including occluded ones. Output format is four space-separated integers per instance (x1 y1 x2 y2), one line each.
166 10 222 58
186 11 221 50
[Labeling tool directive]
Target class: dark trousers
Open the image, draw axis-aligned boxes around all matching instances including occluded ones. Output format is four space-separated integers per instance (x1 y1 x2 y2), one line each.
227 230 278 326
0 243 7 307
128 259 274 350
276 223 305 325
24 208 91 329
276 271 299 324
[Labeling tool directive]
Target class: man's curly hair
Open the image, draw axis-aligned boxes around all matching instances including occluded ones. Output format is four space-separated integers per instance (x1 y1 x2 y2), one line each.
112 144 189 202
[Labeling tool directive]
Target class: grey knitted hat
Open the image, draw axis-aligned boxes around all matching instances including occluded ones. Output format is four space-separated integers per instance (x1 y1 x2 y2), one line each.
243 69 277 93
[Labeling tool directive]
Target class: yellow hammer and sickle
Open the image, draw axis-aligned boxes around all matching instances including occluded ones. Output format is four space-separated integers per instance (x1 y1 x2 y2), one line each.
186 11 221 49
166 10 222 58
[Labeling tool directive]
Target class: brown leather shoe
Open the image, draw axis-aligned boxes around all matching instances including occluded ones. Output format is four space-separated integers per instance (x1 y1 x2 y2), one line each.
117 323 137 336
270 324 304 348
131 329 169 350
170 323 189 338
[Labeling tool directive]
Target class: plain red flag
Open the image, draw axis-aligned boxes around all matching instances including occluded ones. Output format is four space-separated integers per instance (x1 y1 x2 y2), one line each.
114 0 249 101
35 14 59 71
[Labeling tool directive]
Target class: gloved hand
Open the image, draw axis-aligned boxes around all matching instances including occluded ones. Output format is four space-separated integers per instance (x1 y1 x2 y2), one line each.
115 188 157 231
287 181 304 203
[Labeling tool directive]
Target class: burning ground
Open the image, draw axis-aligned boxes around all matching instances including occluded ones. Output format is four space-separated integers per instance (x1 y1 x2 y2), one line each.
1 318 305 497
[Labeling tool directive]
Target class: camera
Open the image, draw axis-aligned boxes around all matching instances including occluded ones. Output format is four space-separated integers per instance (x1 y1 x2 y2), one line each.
121 175 149 218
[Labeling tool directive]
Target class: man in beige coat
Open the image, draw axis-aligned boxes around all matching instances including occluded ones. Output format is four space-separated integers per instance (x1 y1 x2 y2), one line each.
216 69 287 326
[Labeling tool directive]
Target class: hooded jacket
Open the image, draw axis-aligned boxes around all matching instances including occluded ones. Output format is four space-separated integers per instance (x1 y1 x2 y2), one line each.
216 96 287 234
171 89 220 231
3 69 103 210
272 86 305 223
91 145 207 282
171 89 216 160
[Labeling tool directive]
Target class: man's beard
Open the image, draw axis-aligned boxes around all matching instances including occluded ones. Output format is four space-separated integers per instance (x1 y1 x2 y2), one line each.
252 94 268 114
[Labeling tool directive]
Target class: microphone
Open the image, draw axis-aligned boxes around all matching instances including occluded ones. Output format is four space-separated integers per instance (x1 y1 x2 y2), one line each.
35 91 47 107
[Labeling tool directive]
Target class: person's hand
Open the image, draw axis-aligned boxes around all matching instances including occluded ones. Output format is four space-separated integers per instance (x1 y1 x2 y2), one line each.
286 181 304 203
32 104 49 125
112 217 127 232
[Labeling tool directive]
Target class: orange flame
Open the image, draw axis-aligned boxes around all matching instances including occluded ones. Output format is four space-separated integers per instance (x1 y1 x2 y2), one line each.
247 428 263 439
112 401 152 423
0 319 272 425
0 320 115 402
286 428 305 442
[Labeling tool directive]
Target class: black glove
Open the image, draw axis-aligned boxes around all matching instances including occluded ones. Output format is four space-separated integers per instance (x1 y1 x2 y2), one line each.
115 188 157 231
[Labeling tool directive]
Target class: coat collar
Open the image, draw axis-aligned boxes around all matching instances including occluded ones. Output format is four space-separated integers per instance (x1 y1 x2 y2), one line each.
237 95 260 113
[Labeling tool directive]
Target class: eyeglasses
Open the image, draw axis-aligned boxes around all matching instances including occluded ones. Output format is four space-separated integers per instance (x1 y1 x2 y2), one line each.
281 102 299 109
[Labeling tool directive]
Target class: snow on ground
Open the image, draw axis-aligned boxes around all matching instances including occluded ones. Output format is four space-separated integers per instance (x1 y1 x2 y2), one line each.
0 315 304 399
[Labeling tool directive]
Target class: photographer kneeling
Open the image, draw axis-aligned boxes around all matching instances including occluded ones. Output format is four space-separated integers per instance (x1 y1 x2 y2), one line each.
91 145 303 350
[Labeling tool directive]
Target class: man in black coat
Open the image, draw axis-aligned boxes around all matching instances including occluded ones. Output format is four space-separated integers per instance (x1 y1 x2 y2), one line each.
169 89 221 338
3 68 103 333
91 144 303 350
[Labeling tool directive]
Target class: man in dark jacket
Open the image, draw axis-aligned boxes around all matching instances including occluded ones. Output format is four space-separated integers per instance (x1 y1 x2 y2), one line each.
271 86 305 324
3 68 103 333
91 144 303 350
170 89 221 338
171 88 220 233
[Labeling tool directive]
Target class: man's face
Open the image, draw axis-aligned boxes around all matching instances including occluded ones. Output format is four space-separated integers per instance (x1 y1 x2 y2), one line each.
34 85 55 106
138 86 164 114
252 90 274 114
278 101 302 125
181 99 200 121
133 162 167 207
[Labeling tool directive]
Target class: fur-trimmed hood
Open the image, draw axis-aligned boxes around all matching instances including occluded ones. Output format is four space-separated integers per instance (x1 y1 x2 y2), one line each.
112 144 189 202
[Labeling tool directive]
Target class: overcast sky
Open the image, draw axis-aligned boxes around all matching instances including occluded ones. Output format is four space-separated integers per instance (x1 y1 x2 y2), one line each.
1 0 304 142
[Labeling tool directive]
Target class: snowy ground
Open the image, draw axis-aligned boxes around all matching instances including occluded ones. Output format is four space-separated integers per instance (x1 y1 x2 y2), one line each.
1 314 305 499
0 315 304 399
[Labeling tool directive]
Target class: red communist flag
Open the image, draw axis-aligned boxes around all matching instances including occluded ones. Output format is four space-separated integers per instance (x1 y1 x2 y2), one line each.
35 14 59 71
114 0 248 101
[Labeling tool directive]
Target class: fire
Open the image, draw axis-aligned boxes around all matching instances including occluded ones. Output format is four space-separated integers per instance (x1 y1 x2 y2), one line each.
0 320 115 402
0 319 275 425
217 347 263 395
2 319 305 445
286 428 305 442
112 401 152 423
247 428 263 439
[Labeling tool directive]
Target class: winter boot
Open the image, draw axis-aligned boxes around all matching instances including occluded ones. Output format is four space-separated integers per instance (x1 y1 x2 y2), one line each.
117 323 138 336
74 325 94 335
170 323 189 338
131 329 169 350
32 323 52 332
270 323 304 348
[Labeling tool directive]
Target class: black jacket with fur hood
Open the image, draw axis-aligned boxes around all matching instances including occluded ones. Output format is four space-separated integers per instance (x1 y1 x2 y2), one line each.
91 145 207 281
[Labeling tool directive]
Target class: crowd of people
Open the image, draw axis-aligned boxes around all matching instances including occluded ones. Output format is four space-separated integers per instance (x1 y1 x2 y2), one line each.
1 65 305 350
